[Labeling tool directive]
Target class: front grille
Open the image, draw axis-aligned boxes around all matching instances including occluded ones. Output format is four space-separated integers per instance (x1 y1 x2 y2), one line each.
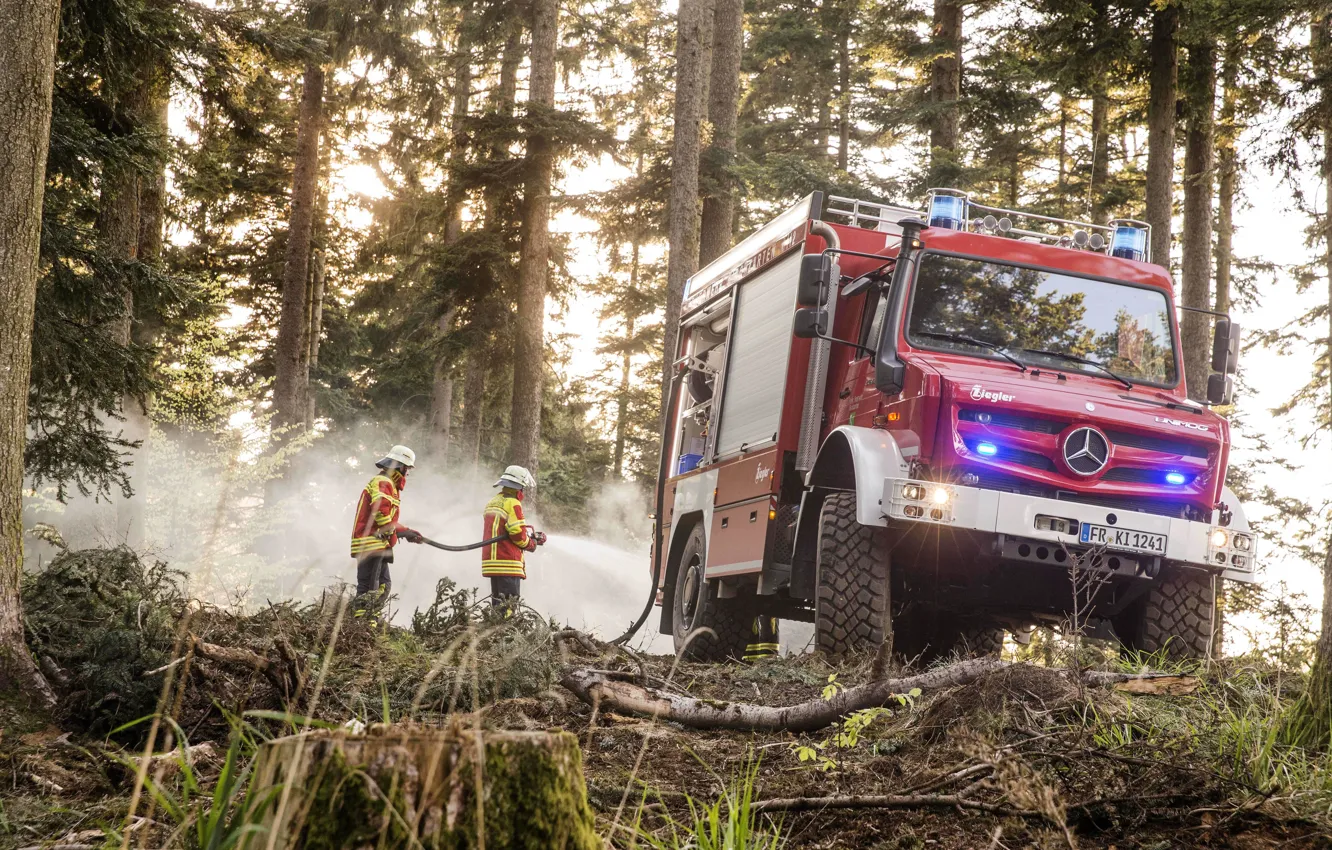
1102 467 1194 485
1104 429 1208 459
959 409 1065 434
963 439 1055 472
961 471 1192 519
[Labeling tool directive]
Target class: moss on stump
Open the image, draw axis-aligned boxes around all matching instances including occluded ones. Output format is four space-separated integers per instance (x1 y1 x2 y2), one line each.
244 724 599 849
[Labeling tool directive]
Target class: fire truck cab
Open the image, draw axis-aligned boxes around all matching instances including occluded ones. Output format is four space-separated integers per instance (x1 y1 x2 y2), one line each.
654 190 1253 662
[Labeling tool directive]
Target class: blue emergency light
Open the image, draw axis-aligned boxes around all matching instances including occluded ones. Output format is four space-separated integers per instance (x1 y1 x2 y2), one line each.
976 441 998 457
1165 471 1186 485
928 194 967 231
1110 223 1148 261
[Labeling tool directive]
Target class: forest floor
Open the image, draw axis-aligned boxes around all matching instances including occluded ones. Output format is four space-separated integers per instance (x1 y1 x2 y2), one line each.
3 547 1331 849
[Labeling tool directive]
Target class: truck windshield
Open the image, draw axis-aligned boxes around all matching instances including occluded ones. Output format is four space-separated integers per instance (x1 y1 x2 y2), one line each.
906 253 1179 386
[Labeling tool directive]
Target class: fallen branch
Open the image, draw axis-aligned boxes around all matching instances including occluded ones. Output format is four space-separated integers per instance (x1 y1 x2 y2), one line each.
750 792 1027 817
190 635 299 700
561 660 1195 732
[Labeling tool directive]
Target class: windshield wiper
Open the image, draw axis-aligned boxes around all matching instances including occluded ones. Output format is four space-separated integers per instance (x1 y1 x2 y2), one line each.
1019 348 1133 390
915 331 1027 373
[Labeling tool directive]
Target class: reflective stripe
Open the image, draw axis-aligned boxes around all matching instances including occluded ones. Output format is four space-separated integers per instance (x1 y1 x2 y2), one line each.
373 514 392 526
482 563 527 577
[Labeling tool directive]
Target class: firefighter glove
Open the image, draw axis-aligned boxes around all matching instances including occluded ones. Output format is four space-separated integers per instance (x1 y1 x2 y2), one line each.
532 531 548 546
400 528 424 543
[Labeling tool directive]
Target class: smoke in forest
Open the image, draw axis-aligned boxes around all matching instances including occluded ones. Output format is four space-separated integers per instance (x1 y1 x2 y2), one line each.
22 425 668 653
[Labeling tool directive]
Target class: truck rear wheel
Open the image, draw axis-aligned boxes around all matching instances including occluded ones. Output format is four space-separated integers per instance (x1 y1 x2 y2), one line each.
1115 569 1218 660
815 491 891 656
671 525 750 661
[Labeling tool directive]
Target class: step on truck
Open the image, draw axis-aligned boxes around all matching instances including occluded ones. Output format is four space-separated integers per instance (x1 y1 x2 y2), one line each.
652 189 1254 662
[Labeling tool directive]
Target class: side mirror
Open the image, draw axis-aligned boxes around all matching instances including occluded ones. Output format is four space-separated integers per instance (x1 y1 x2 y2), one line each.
1206 372 1233 406
1211 318 1240 375
797 253 832 307
793 307 828 339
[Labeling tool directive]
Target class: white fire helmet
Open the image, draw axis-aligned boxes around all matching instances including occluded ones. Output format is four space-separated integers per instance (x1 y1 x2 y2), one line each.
494 465 536 491
377 444 417 470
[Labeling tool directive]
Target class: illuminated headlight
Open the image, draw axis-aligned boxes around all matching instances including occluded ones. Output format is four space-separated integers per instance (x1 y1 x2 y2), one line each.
1209 529 1229 549
931 488 951 505
902 483 926 501
1232 533 1253 552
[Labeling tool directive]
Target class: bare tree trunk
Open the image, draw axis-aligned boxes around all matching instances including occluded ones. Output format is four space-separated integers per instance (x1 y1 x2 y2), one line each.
836 0 853 172
1057 95 1068 217
661 0 716 425
612 240 643 480
1146 5 1178 269
459 354 486 474
306 247 325 427
928 0 962 183
1214 43 1238 317
509 0 558 481
1180 38 1216 403
698 0 742 267
1307 13 1332 732
0 0 61 707
429 306 459 460
99 76 150 547
1089 88 1109 223
272 58 326 435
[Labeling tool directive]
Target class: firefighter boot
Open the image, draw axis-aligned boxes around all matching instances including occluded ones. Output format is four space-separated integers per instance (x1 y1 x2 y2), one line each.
743 617 780 662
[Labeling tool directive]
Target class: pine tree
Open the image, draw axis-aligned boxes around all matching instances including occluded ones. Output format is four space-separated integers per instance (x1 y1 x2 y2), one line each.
699 0 744 265
1179 26 1216 403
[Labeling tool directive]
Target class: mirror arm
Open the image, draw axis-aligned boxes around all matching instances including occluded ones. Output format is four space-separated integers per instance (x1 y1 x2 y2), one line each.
814 332 876 359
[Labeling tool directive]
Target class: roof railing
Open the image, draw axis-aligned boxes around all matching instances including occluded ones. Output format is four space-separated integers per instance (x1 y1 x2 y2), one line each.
824 190 1152 263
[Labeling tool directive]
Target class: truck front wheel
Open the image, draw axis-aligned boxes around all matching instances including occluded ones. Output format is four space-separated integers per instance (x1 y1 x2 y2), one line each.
1114 569 1219 660
671 525 750 661
815 491 892 656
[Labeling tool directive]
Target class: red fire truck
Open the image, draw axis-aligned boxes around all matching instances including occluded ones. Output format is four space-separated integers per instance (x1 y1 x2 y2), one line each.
652 189 1253 661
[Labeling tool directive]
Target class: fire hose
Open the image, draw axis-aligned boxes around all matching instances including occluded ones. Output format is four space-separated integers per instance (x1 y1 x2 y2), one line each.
609 367 685 646
416 531 547 552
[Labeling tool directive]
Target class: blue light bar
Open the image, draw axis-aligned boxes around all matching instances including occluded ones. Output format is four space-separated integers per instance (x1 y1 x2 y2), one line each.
1110 223 1148 261
976 441 998 457
928 194 966 231
1165 471 1186 485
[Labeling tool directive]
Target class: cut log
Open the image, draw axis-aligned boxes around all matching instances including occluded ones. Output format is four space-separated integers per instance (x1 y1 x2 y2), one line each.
560 660 1196 732
243 725 599 849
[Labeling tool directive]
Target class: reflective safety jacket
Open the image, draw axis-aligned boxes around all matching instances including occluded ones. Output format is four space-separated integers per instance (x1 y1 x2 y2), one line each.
350 473 405 558
481 490 534 578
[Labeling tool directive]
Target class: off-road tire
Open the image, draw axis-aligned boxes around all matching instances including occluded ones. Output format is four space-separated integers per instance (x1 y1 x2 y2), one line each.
816 491 891 656
671 525 750 661
1115 569 1218 660
945 621 1005 659
895 613 1003 663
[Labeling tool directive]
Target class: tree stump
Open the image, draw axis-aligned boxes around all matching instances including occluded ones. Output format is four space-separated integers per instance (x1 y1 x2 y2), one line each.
244 724 599 849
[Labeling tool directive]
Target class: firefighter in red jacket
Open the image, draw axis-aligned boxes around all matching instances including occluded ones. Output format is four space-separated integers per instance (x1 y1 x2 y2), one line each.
350 445 423 604
482 465 546 610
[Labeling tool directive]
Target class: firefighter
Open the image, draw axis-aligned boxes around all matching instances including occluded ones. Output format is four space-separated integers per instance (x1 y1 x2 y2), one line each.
481 465 546 612
349 445 424 608
743 616 780 662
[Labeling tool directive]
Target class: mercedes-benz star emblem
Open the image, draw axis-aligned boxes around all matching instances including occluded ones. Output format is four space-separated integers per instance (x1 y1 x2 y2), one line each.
1063 426 1110 476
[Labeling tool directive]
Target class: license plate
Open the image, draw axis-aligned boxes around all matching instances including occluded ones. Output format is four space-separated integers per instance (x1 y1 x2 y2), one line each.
1079 523 1166 555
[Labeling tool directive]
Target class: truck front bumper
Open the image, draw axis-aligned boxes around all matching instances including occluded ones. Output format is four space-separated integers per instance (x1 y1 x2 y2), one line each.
880 478 1256 583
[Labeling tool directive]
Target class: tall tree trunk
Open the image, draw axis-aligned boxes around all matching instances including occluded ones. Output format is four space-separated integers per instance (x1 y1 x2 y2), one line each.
1057 95 1068 217
613 240 643 480
698 0 742 267
1307 12 1332 734
836 0 853 172
306 247 325 427
1089 88 1109 223
509 0 558 482
0 0 61 707
661 0 716 425
272 58 326 435
100 78 150 547
1214 43 1238 317
459 354 486 475
1179 38 1216 403
928 0 962 184
1145 4 1178 269
428 16 476 462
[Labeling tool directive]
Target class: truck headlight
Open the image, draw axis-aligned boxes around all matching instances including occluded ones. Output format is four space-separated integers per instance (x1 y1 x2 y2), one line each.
931 488 951 505
1209 528 1229 549
1232 533 1252 552
902 483 926 501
